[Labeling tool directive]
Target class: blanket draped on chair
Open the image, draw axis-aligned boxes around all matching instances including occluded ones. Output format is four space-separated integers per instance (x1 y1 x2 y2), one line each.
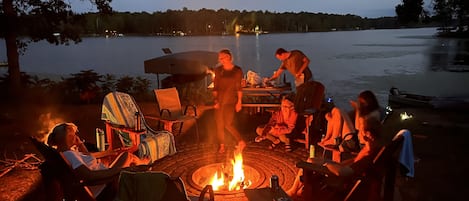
101 92 176 162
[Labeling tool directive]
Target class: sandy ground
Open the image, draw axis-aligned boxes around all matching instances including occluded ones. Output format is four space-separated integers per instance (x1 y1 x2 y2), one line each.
1 100 468 201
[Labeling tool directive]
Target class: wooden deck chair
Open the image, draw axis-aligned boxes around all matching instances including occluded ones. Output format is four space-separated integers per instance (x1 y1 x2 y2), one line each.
30 137 111 201
297 131 405 201
153 87 199 141
101 91 177 162
295 81 326 150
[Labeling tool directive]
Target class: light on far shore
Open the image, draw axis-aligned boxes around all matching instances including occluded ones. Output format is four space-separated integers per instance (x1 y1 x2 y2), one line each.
400 112 413 121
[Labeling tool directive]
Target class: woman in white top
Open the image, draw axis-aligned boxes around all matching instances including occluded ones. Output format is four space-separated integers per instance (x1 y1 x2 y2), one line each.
47 122 148 199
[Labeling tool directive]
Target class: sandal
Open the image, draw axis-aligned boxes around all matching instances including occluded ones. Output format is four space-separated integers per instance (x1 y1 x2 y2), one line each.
255 135 266 143
285 144 292 152
268 139 280 150
268 143 277 150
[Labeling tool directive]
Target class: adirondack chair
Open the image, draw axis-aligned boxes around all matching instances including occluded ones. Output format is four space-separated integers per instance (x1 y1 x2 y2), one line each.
101 91 177 162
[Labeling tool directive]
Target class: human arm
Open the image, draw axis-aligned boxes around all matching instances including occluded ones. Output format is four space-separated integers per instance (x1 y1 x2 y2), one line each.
212 91 219 109
235 67 243 112
323 162 354 177
73 163 122 184
296 55 310 78
212 68 220 109
236 90 242 112
269 67 285 81
272 110 298 135
73 135 90 154
63 151 126 184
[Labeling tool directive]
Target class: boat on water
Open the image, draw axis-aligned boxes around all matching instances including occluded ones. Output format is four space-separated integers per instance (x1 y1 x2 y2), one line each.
0 61 8 67
388 87 469 110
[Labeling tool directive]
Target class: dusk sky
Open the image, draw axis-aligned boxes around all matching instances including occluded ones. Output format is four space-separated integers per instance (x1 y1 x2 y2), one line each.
73 0 434 18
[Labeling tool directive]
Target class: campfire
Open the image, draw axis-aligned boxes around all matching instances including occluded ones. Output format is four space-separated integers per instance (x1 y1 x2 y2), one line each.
209 150 252 191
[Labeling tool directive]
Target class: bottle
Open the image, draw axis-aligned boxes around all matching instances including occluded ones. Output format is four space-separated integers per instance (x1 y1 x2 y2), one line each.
270 175 280 193
95 128 105 151
309 145 315 158
135 112 141 130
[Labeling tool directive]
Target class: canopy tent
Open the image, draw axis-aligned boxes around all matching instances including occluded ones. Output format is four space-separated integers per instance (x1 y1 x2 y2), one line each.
144 50 218 75
144 50 218 89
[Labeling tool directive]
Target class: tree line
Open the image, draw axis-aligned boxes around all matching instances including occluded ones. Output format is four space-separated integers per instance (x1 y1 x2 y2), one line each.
14 8 405 37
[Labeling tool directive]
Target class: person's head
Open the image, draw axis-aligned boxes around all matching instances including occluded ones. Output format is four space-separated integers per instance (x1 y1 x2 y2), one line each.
47 122 79 149
280 97 295 112
275 48 289 61
357 90 380 116
218 49 233 66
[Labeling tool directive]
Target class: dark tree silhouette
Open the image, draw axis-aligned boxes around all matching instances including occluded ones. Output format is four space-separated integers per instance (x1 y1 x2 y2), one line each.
395 0 424 25
0 0 112 97
433 0 469 35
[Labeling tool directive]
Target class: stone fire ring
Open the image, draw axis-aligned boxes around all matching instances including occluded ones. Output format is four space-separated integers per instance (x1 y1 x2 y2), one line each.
151 143 308 200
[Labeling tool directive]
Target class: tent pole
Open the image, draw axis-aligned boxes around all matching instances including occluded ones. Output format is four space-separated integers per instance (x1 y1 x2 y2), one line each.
157 74 160 89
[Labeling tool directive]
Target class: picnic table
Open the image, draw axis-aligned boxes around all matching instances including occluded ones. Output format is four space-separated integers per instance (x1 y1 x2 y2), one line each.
242 85 292 113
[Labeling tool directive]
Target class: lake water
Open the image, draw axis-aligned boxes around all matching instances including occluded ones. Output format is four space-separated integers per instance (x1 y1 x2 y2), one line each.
1 27 468 109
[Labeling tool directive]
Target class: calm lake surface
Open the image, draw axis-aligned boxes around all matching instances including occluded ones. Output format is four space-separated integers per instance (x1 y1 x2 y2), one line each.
1 27 468 109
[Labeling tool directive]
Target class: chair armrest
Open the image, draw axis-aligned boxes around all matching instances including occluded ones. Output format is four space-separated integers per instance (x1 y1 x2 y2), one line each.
296 161 331 175
145 115 179 122
159 108 172 117
318 143 340 152
104 121 146 134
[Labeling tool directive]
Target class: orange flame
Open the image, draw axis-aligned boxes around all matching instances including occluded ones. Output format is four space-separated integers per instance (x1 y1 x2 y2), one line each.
210 150 250 191
209 171 225 191
228 150 245 191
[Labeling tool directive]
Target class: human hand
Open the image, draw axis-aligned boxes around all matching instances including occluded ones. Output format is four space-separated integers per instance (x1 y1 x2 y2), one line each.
235 102 242 112
73 135 84 146
213 102 220 109
350 100 358 109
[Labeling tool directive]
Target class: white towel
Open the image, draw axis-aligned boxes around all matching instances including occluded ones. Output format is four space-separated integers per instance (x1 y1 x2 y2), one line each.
394 129 415 177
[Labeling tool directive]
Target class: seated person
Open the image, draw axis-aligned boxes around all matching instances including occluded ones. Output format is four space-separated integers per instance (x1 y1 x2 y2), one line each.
319 107 356 146
254 97 298 152
287 117 383 198
47 122 150 200
319 90 381 148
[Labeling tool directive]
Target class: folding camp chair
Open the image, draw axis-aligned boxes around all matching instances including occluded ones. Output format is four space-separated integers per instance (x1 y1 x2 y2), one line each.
101 91 177 162
297 131 405 201
30 137 113 201
118 171 215 201
153 87 199 142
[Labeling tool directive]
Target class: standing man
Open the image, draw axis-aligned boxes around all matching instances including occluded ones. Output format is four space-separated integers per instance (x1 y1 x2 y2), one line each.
269 48 313 112
213 49 246 154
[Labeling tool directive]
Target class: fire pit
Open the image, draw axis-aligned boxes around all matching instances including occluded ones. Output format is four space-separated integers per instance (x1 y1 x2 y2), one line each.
190 162 263 193
152 143 308 200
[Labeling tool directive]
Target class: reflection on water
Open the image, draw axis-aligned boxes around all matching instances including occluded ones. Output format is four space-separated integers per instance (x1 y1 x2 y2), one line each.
429 38 469 72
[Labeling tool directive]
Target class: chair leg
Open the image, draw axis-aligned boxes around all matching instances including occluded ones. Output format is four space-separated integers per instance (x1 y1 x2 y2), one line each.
195 120 199 144
178 122 184 136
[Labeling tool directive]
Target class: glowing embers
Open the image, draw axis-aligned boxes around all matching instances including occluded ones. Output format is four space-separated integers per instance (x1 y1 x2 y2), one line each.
191 150 260 193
